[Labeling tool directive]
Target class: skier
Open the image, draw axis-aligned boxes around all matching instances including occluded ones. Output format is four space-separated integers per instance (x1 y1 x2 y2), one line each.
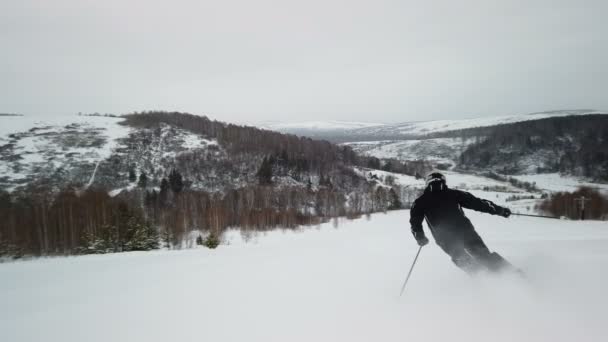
410 172 516 274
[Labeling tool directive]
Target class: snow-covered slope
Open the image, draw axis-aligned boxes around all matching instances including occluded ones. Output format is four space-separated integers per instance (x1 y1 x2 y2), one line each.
345 137 476 166
2 210 606 342
0 114 222 193
351 109 606 137
259 120 385 132
256 120 386 137
0 115 132 191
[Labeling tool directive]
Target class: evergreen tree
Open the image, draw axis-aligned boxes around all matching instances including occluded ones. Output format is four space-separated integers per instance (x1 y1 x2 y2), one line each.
382 160 393 172
256 157 273 185
367 157 381 169
128 168 137 183
169 169 184 193
138 171 148 188
203 233 220 249
123 216 159 251
159 178 170 206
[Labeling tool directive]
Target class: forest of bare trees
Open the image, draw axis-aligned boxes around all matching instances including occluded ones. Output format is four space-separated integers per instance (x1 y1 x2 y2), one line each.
538 187 608 220
0 178 412 258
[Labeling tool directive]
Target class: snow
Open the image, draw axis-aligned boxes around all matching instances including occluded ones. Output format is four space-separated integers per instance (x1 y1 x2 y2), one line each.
345 137 475 165
353 109 607 136
361 169 525 193
258 120 386 131
84 160 101 189
511 173 608 194
181 133 217 150
0 114 129 142
1 210 607 342
108 183 137 197
0 114 132 189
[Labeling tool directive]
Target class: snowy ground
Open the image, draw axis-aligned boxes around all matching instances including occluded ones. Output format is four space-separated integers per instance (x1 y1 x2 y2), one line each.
2 210 607 342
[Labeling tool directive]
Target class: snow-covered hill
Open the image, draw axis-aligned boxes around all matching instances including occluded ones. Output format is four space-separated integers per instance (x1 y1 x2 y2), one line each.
2 210 607 342
0 115 131 191
345 137 475 167
350 109 606 138
259 120 385 132
0 114 224 193
343 110 608 186
258 110 606 140
255 120 386 138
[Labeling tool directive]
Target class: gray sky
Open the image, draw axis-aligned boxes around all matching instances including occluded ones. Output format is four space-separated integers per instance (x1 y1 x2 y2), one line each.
1 0 607 124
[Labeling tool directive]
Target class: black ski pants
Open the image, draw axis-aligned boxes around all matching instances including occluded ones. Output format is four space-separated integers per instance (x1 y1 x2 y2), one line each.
434 228 508 274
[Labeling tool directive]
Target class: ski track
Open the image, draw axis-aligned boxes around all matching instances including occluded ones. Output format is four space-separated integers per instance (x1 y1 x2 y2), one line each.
1 211 607 342
84 159 101 189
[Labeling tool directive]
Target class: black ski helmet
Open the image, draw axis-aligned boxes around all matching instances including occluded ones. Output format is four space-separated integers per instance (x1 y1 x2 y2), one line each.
426 172 446 192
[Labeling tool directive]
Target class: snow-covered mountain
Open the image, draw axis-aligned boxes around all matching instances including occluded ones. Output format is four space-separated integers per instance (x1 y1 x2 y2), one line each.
256 120 386 137
348 109 606 139
0 114 224 193
260 120 384 131
344 138 474 168
342 110 608 182
1 113 391 195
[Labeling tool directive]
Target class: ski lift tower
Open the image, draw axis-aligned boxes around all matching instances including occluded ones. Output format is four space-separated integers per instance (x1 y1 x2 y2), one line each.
574 196 591 220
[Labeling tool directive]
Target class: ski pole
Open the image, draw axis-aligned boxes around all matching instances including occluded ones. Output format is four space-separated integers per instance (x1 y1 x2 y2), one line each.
400 246 423 297
511 212 561 220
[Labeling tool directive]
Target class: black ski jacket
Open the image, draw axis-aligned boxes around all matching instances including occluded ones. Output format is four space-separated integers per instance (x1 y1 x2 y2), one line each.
410 187 504 238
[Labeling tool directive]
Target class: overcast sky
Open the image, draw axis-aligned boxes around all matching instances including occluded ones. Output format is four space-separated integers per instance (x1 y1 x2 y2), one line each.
1 0 607 124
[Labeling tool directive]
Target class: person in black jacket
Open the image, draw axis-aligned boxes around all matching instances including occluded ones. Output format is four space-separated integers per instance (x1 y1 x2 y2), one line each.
410 172 516 274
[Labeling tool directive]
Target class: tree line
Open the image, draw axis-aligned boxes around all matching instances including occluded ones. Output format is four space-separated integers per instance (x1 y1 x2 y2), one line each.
0 176 411 258
538 187 608 220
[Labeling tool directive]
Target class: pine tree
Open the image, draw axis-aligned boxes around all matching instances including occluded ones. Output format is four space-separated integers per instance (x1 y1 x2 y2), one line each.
159 178 170 206
138 171 148 188
169 169 184 193
203 233 220 249
128 168 137 183
367 157 381 169
256 157 273 185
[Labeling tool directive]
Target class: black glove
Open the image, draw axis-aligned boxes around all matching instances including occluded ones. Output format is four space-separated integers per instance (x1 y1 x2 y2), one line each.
412 230 429 247
497 207 512 218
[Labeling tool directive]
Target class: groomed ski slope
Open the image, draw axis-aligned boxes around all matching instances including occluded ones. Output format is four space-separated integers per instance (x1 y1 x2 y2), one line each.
1 211 607 342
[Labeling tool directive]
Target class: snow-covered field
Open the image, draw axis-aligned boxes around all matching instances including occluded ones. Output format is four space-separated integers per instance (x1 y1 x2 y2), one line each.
2 210 607 342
